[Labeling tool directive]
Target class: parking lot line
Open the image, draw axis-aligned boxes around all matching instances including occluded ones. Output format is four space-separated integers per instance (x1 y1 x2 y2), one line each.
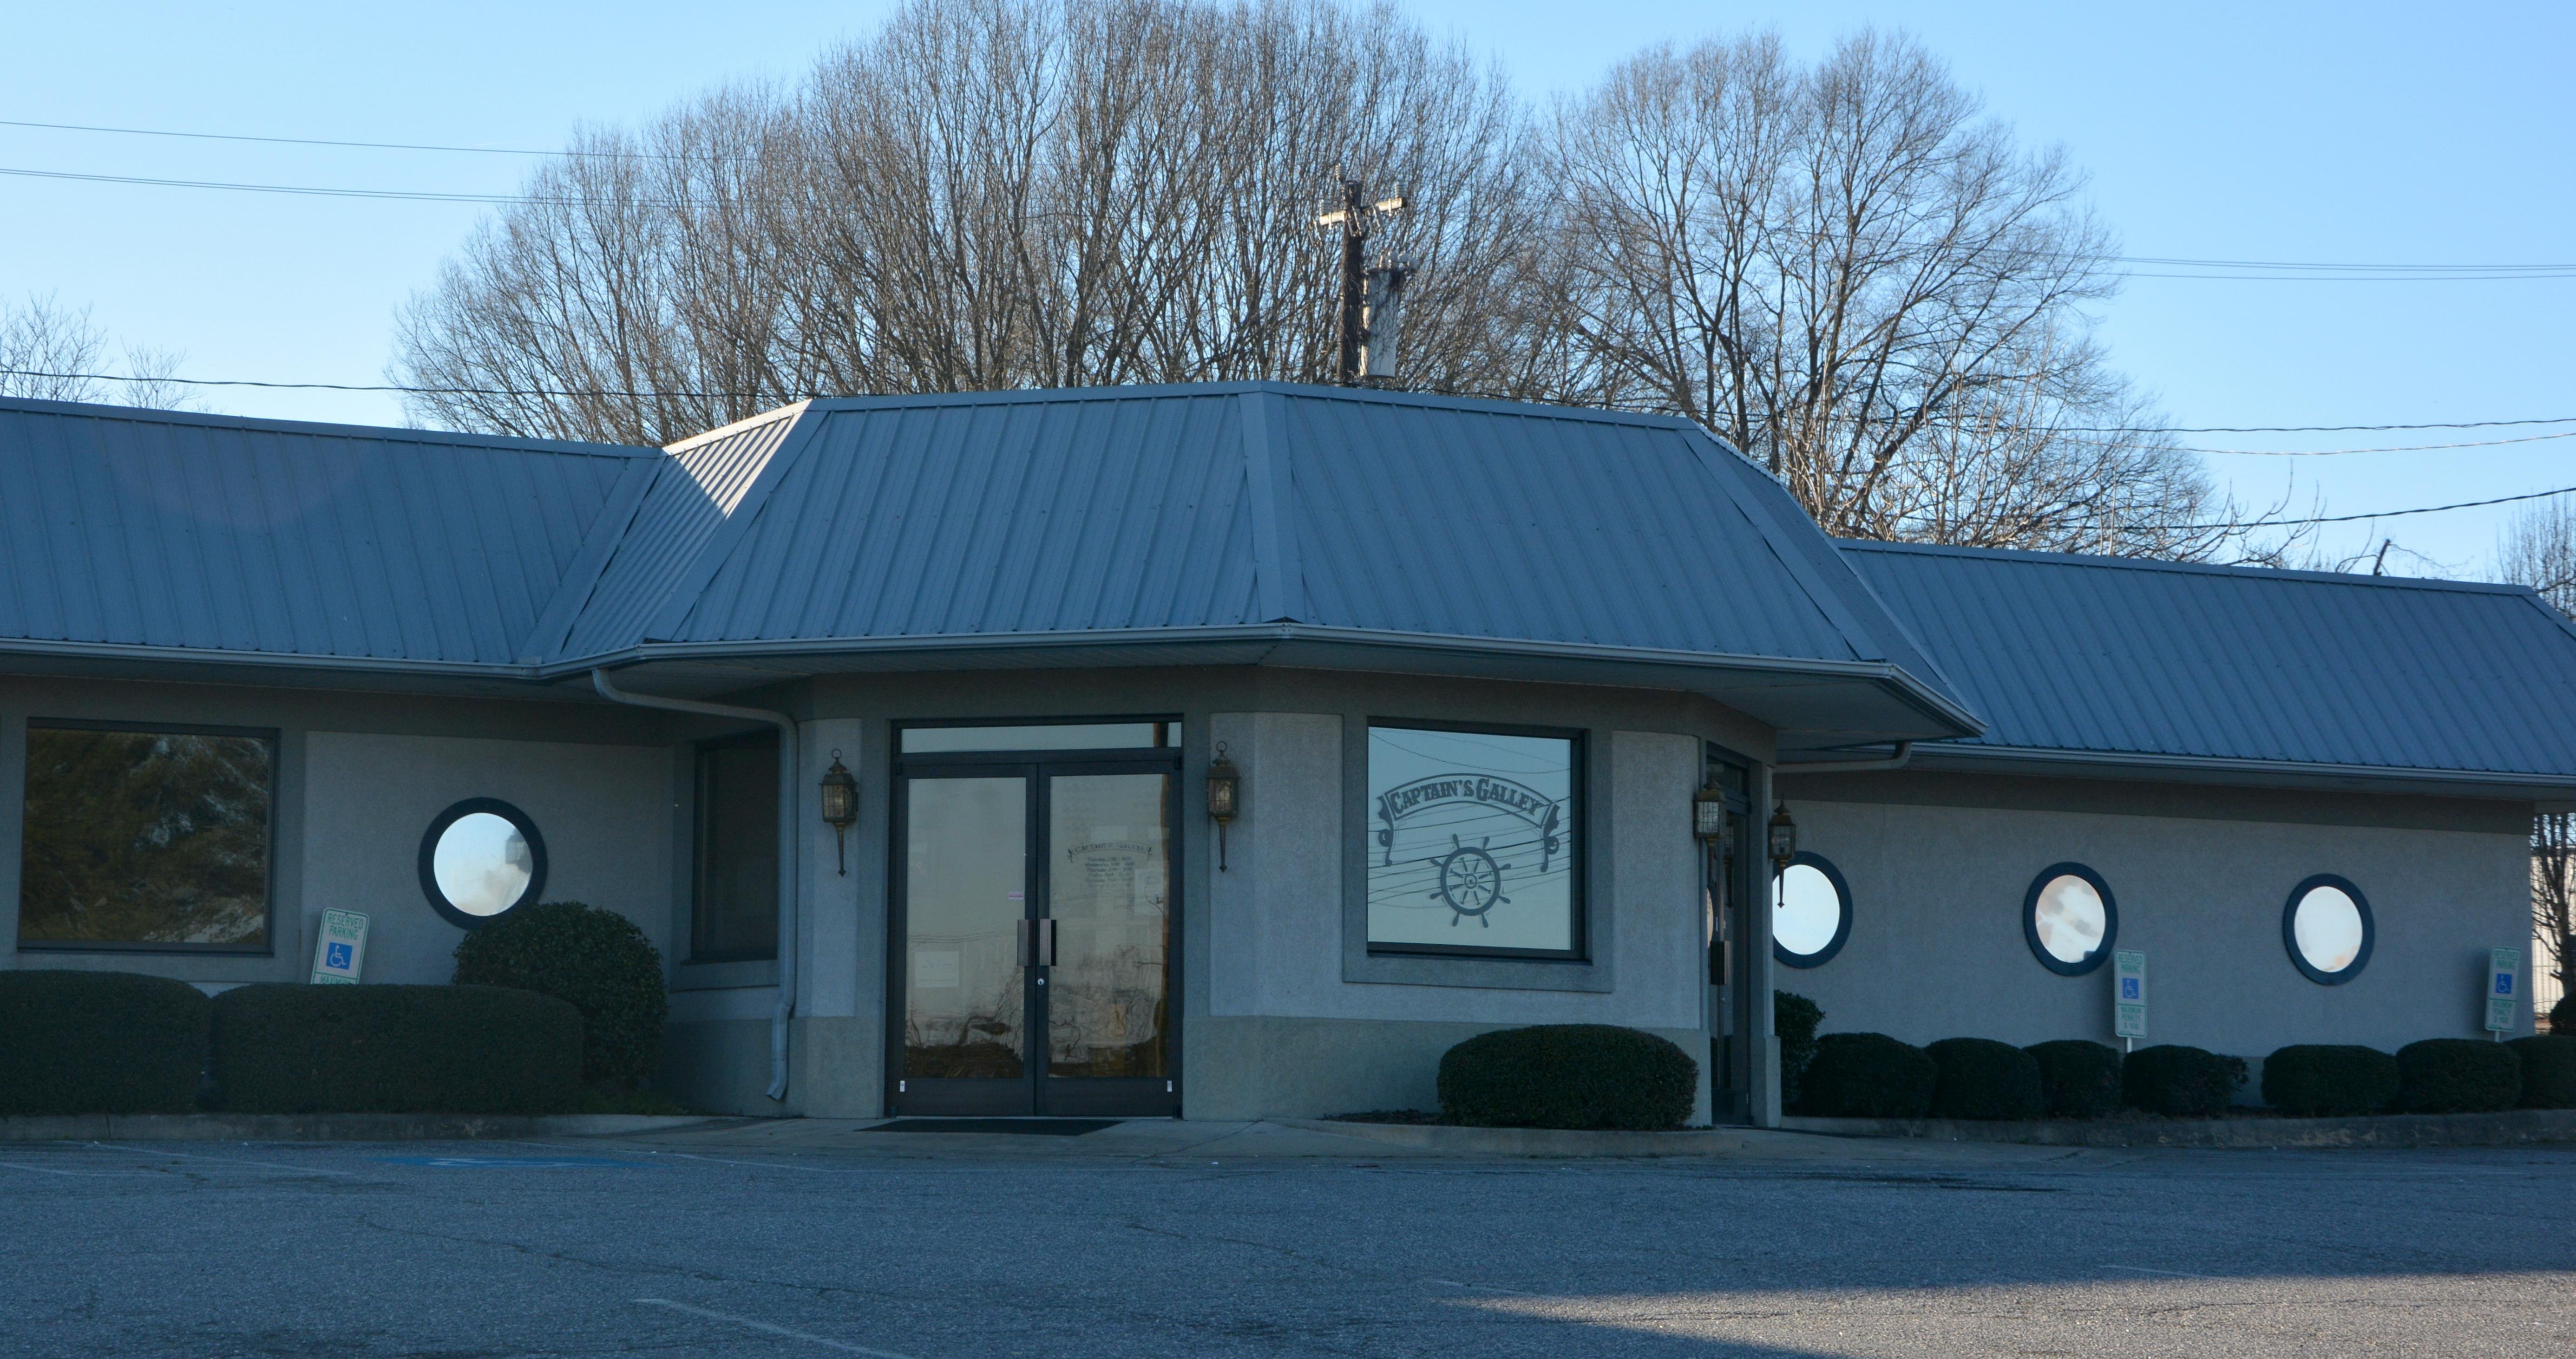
634 1299 918 1358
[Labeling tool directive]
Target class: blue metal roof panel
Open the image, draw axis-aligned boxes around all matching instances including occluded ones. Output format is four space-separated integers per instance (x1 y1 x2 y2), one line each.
638 385 1953 700
0 398 648 666
656 390 1262 643
1841 540 2576 776
550 403 806 659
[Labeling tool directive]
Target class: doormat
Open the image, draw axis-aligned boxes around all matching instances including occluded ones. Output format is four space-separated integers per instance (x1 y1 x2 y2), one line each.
867 1118 1120 1136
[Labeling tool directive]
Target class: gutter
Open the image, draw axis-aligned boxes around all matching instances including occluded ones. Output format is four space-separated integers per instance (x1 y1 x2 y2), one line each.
1775 741 1914 775
590 668 800 1103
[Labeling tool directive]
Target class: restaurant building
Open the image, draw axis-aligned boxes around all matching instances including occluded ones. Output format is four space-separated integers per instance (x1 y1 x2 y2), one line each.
2 385 2566 1123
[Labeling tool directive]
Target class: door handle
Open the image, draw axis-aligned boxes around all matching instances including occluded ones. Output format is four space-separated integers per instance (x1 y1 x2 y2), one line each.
1019 919 1057 967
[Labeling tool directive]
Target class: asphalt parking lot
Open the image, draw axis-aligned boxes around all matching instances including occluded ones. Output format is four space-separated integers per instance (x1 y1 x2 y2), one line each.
3 1121 2572 1358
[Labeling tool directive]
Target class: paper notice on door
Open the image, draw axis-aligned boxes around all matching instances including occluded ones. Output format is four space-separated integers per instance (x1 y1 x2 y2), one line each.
913 950 962 989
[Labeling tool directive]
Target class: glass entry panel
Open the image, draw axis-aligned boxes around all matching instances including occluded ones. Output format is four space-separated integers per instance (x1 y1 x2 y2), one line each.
902 777 1028 1082
892 753 1180 1117
1046 774 1171 1079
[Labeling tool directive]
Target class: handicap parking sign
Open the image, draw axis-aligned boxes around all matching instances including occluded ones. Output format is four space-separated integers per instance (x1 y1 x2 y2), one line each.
2495 973 2514 996
310 910 369 985
2121 977 2141 1000
2486 947 2522 1032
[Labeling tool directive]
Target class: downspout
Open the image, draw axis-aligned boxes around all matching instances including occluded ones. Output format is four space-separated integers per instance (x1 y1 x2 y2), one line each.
1773 741 1914 775
592 668 800 1103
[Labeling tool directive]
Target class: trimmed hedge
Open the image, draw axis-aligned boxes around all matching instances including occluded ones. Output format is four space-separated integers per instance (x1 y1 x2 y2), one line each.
2509 1036 2576 1109
1775 992 1824 1111
452 902 668 1089
2260 1045 2399 1117
1927 1038 2045 1120
0 970 210 1115
212 984 582 1114
2025 1040 2124 1118
1437 1025 1696 1130
1800 1033 1936 1118
2395 1038 2521 1113
2123 1045 2242 1117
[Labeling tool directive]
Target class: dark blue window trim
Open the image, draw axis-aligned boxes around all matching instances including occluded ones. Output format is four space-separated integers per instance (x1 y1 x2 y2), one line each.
1773 851 1852 968
2282 874 2374 986
2022 861 2117 976
418 797 549 931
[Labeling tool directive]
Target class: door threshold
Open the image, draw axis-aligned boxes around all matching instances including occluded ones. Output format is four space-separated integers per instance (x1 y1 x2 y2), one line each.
868 1117 1124 1136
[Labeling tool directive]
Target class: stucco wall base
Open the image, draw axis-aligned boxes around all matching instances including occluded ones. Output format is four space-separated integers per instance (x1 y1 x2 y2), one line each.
664 1017 880 1117
1184 1016 1711 1122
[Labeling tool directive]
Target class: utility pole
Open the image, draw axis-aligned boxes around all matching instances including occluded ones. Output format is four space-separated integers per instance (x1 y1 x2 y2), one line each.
1317 176 1407 386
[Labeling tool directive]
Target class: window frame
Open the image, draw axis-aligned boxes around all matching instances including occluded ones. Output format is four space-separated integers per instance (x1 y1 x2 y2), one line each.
2021 861 2117 977
1772 850 1852 969
2281 873 2374 986
689 731 781 964
417 797 549 931
15 717 281 955
1362 718 1587 962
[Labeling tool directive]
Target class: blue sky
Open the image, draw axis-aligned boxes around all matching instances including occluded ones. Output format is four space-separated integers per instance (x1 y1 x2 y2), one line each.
4 1 2569 575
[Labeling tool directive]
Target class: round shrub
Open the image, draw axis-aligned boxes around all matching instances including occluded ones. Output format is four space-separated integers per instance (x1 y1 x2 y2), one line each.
1798 1032 1936 1118
1436 1025 1696 1130
0 970 210 1115
1775 991 1824 1110
452 902 667 1089
2508 1035 2576 1109
1926 1038 2044 1120
213 984 581 1114
2553 993 2575 1034
2396 1038 2522 1113
2259 1045 2398 1117
2123 1044 2242 1117
2025 1039 2124 1118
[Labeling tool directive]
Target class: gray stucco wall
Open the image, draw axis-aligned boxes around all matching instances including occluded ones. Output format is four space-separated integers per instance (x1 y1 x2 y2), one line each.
1773 773 2536 1071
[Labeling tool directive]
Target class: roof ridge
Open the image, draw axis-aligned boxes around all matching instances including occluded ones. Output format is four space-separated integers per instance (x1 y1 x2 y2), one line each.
0 394 660 458
1835 537 2532 596
792 380 1703 432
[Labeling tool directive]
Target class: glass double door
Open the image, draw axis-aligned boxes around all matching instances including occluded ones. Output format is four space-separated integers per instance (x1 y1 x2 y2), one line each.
895 761 1177 1116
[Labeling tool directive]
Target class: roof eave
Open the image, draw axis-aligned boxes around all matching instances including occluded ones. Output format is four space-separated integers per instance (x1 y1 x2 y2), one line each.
1893 739 2576 800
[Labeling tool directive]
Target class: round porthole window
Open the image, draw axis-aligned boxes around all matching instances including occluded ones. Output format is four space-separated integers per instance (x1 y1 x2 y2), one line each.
1773 852 1852 968
418 798 547 929
2023 862 2116 976
2283 874 2373 985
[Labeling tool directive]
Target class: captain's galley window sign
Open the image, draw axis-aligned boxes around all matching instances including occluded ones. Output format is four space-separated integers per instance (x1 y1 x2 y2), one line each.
1366 724 1580 956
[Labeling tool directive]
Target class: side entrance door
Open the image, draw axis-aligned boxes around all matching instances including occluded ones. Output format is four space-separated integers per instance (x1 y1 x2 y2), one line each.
892 755 1179 1117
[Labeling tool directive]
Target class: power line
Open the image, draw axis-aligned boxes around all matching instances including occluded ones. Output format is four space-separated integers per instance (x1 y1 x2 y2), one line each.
2146 485 2576 532
2183 430 2576 457
0 116 613 159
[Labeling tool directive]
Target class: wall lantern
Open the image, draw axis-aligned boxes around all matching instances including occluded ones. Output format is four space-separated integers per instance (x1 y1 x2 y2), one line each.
1692 782 1728 844
819 750 859 876
1207 743 1241 872
1766 802 1798 876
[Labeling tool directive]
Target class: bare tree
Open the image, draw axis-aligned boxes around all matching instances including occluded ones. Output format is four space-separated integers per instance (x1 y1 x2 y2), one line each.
2500 499 2576 1015
0 295 108 401
1537 31 2272 560
395 0 1543 446
0 294 201 410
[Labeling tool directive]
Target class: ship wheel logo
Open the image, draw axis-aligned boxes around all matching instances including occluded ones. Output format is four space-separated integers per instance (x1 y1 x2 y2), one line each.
1430 834 1512 926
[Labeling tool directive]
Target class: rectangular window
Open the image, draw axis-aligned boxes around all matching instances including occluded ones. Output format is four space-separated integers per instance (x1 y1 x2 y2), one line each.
17 722 275 951
899 721 1170 754
692 734 780 962
1366 723 1581 958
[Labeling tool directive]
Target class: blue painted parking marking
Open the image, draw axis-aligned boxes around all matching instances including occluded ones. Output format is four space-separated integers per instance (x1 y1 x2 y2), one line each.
370 1155 647 1169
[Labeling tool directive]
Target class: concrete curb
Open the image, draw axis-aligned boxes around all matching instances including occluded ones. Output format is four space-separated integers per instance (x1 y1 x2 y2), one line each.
1782 1108 2576 1149
1274 1118 1750 1157
0 1113 723 1142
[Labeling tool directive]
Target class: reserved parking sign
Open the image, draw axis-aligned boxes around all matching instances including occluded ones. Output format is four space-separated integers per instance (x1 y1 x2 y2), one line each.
2113 950 2147 1040
2485 947 2522 1033
311 909 369 985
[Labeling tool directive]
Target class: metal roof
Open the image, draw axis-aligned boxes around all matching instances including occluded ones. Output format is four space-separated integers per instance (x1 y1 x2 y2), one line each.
555 384 1975 738
0 397 654 671
1841 540 2576 784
